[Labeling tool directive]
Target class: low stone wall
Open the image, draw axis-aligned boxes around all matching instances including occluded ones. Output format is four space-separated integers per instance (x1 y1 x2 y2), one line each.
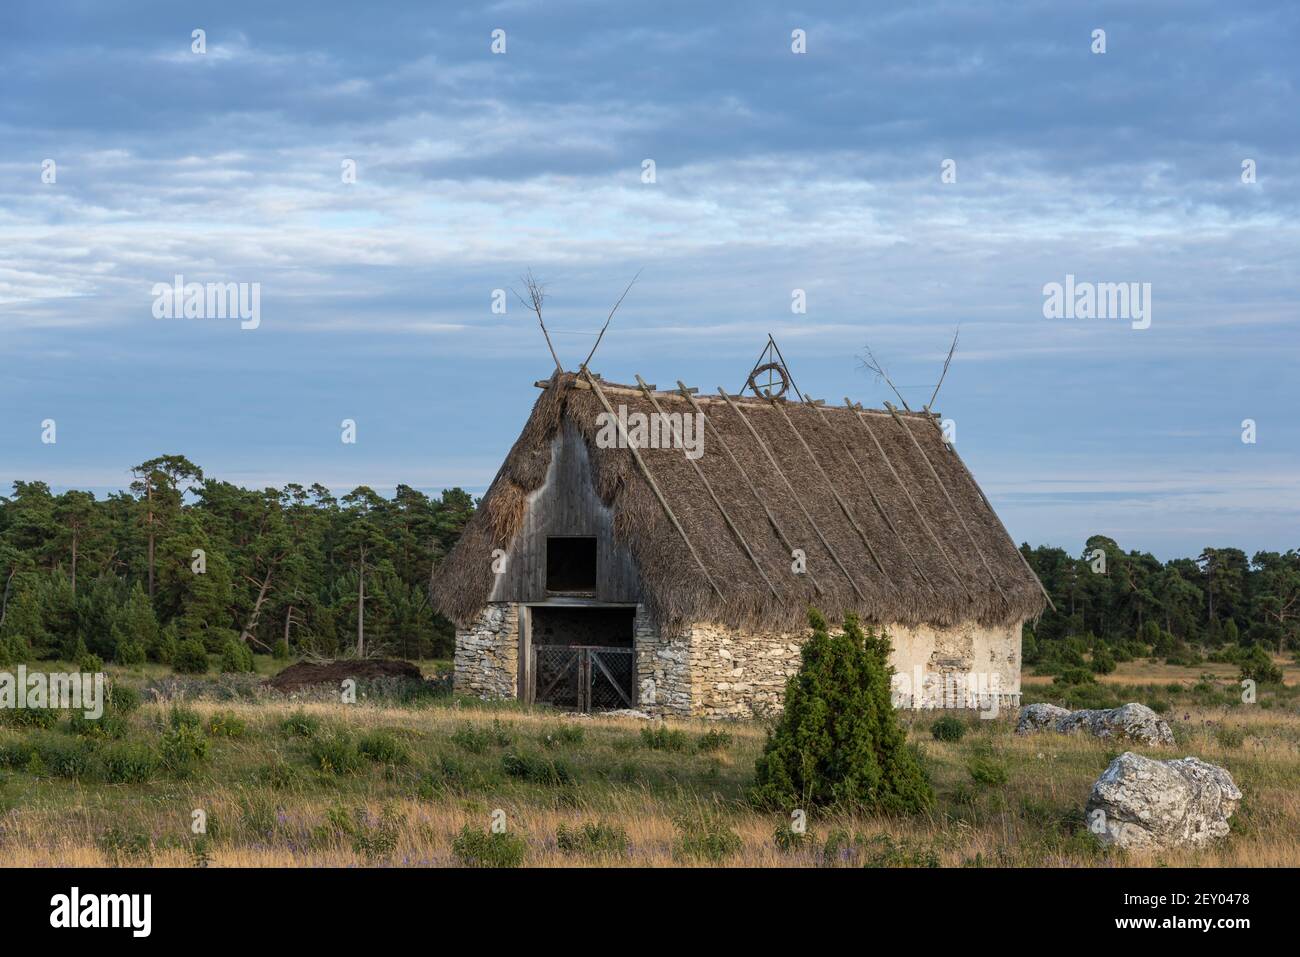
453 603 520 699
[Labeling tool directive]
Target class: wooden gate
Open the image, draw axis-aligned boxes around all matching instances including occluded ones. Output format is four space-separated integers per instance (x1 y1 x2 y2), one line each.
532 645 634 712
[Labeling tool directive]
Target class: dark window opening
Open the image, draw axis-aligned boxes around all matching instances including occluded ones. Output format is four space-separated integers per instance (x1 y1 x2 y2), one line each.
547 536 597 593
531 606 634 648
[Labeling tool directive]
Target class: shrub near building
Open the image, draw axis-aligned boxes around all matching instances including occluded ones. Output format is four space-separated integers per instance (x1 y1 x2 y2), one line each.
751 610 933 815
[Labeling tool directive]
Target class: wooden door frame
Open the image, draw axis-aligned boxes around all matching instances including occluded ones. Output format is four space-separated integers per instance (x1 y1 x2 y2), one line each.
519 601 638 705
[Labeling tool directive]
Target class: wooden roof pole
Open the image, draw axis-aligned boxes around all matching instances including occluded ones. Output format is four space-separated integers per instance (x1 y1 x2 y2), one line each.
771 400 896 589
717 388 868 603
885 402 1009 604
678 382 824 597
849 408 976 600
819 400 940 598
919 413 1058 614
635 375 779 599
582 369 724 600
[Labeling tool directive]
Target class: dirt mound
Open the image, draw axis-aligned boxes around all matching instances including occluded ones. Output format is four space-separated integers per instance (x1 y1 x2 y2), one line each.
267 659 425 693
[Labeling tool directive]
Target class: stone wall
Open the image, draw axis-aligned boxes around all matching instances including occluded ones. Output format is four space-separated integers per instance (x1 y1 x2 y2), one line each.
886 620 1022 713
634 605 692 717
685 618 1023 719
453 601 1021 719
453 603 520 699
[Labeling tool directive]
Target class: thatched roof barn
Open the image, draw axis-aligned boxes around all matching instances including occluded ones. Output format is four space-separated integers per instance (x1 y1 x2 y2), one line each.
432 370 1047 718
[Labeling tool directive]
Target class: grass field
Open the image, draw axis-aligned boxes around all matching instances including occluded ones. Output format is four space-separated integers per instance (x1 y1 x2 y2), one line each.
0 655 1296 867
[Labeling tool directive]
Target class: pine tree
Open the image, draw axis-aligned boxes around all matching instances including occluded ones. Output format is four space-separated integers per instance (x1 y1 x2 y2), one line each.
0 582 46 662
111 582 158 664
751 609 933 815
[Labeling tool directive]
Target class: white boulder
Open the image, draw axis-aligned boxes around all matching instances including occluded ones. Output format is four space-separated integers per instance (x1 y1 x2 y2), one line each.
1086 752 1241 849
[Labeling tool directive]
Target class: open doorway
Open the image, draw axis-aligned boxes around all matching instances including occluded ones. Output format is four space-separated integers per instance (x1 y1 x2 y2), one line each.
528 606 636 712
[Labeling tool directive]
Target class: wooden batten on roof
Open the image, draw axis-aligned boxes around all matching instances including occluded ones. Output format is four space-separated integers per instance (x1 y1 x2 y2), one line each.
432 371 1048 633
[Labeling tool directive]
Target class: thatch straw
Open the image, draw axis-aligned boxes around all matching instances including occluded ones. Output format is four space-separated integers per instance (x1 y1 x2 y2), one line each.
430 373 1046 633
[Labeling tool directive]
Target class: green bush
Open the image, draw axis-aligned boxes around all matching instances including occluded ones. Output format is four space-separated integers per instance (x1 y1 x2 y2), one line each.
1089 646 1116 675
168 705 202 731
3 707 59 730
451 720 513 753
773 822 813 853
272 639 290 660
161 722 209 776
452 825 527 868
696 729 732 753
281 710 321 738
500 751 574 786
967 756 1009 787
751 610 932 814
69 710 128 739
358 729 411 765
1240 645 1283 684
308 731 363 775
96 826 152 863
860 833 940 868
218 638 256 674
115 639 147 666
99 742 159 783
205 711 247 738
673 811 742 863
640 725 689 752
930 715 965 742
34 736 94 778
255 757 302 791
172 638 209 674
109 683 141 714
155 626 179 665
1053 667 1097 686
331 804 405 861
556 821 630 858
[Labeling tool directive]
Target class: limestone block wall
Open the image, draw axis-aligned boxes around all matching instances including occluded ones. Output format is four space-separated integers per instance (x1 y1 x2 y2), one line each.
453 603 521 699
686 618 1023 719
687 622 803 718
453 601 1022 719
634 605 692 717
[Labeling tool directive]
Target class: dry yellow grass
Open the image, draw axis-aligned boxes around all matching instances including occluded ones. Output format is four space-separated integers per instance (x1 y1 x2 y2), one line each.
1 664 1297 868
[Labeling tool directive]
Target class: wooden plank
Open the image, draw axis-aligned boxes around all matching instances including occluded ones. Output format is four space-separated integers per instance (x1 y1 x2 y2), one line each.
636 375 779 599
885 403 1010 604
582 369 724 600
717 388 867 602
677 381 824 597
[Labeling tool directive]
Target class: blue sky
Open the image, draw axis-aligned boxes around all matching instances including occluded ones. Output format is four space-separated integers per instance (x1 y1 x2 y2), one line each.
1 0 1296 559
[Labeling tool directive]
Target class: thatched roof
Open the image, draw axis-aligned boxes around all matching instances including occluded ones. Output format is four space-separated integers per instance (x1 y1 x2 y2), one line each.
430 371 1047 633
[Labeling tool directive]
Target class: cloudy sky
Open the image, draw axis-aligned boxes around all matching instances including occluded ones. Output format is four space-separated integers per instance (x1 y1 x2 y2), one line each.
1 0 1296 559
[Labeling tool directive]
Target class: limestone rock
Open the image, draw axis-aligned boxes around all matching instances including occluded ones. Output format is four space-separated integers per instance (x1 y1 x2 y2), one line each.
599 709 655 720
1014 702 1173 746
1086 752 1241 849
1015 702 1072 734
1058 703 1175 746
